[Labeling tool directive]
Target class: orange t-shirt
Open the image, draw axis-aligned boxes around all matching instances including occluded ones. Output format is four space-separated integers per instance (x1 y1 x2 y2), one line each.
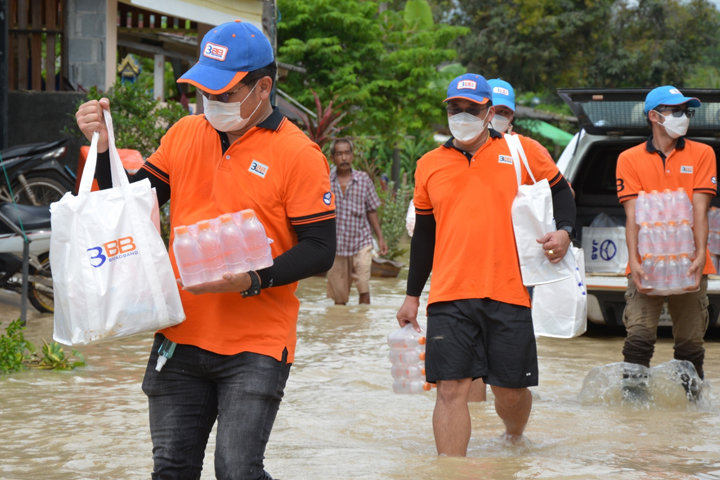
616 136 717 275
141 109 335 362
414 130 564 308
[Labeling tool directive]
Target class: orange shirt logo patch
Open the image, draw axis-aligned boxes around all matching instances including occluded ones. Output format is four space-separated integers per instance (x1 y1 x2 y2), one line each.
681 166 693 174
498 155 513 165
249 160 269 178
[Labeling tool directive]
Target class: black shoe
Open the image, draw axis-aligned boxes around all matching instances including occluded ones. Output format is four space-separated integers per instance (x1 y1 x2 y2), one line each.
622 371 650 402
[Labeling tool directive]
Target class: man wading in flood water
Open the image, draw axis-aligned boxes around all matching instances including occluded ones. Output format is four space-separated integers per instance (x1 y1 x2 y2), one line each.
396 74 576 454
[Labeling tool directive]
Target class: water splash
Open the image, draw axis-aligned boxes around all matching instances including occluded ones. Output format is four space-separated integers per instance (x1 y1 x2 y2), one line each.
578 360 712 408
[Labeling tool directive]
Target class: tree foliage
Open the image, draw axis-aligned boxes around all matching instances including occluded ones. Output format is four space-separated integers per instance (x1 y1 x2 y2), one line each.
445 0 720 92
277 0 468 143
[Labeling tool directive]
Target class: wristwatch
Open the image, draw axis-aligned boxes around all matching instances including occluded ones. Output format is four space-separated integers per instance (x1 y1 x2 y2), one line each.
241 271 261 298
558 226 577 241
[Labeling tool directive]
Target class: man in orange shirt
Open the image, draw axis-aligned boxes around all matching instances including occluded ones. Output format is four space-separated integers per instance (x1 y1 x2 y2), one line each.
616 86 716 398
75 21 335 480
396 74 576 455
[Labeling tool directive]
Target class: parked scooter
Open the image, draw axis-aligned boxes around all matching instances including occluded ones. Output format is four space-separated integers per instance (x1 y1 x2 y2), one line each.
0 202 53 313
0 139 76 206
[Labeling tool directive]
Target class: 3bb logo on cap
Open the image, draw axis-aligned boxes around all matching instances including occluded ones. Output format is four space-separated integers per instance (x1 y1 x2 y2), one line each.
204 42 228 61
457 80 477 90
493 87 510 96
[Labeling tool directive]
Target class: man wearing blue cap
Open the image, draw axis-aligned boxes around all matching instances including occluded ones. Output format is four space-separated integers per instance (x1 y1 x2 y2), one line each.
616 86 716 396
396 74 576 454
76 20 336 479
488 79 516 134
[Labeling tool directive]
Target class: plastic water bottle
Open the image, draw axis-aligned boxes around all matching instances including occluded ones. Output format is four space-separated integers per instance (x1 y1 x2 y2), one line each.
636 191 651 224
173 226 206 286
675 188 693 224
648 190 664 222
638 223 652 257
667 255 680 289
219 214 251 274
641 254 655 289
679 254 695 288
241 210 272 270
650 222 666 255
709 207 720 231
196 220 225 282
654 256 668 289
678 220 695 256
662 189 676 221
388 324 431 394
665 221 678 253
711 231 720 255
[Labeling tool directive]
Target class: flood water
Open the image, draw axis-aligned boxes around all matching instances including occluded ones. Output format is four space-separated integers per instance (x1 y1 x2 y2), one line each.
2 275 720 479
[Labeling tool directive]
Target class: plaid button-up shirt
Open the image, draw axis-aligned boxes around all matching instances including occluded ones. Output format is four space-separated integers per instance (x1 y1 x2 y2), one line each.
330 168 382 256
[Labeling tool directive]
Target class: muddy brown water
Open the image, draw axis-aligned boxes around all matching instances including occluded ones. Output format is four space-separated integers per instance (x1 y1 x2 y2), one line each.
1 277 719 479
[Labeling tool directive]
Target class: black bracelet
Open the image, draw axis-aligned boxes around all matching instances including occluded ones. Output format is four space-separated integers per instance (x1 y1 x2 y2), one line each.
241 271 261 298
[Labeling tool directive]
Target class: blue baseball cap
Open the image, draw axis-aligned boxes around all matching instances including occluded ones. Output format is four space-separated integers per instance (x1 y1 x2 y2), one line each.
178 20 274 94
644 86 701 115
488 79 515 112
444 74 492 105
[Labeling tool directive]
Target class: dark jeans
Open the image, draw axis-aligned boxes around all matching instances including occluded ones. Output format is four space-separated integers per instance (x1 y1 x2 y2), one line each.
142 334 292 480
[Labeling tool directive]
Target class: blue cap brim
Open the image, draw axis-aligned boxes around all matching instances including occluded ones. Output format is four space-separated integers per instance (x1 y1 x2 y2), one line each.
493 99 515 112
178 64 248 94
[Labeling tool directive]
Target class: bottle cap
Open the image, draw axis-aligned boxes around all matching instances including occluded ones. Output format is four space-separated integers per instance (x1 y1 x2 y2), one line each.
682 219 690 224
423 383 432 391
220 214 234 223
668 221 676 226
198 220 211 230
651 189 659 194
176 225 188 235
638 190 646 195
419 352 426 361
680 253 688 258
641 222 649 227
241 210 256 220
670 255 677 260
643 254 653 260
418 336 426 345
654 222 663 227
678 187 686 192
664 188 672 193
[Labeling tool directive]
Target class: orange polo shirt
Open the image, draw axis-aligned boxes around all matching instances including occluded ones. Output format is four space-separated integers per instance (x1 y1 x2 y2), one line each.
616 136 717 275
140 108 335 362
414 130 564 308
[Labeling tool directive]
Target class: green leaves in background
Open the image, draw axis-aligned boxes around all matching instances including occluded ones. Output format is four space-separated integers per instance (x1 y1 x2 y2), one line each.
0 319 85 373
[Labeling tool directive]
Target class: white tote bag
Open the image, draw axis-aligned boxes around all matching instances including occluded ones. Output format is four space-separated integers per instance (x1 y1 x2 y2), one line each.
505 134 573 286
531 247 587 338
50 110 185 345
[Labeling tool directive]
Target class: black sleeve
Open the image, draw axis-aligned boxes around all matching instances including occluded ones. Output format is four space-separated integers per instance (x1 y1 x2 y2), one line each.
256 218 336 289
406 213 436 297
95 150 171 207
551 176 576 230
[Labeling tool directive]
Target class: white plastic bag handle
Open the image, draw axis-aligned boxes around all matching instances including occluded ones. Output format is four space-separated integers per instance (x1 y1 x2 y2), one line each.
505 134 537 186
78 110 130 195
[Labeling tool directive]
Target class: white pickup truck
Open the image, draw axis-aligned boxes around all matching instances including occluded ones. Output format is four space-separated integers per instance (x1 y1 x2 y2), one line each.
555 88 720 329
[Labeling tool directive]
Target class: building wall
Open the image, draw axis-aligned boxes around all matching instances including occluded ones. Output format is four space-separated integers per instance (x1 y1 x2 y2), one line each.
66 0 108 91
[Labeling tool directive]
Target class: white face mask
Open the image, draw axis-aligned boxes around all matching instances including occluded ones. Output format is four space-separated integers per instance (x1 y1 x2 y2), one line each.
658 112 690 139
492 115 511 134
203 82 261 132
448 111 489 143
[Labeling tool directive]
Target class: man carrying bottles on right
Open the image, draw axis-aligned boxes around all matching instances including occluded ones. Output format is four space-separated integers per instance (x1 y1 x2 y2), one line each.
616 86 717 398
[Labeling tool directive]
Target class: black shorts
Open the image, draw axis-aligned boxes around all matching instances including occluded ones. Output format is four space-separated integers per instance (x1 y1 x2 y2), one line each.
425 299 538 388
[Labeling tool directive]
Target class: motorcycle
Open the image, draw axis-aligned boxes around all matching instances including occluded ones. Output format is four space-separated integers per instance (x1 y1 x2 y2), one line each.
0 139 76 206
0 202 53 313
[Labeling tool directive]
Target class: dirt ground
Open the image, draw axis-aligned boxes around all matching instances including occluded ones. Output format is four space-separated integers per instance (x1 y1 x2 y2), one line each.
0 291 55 349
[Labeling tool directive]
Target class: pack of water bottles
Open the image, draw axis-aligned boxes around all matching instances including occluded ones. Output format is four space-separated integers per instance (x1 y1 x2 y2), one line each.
173 209 273 287
635 189 695 295
388 324 434 394
707 208 720 255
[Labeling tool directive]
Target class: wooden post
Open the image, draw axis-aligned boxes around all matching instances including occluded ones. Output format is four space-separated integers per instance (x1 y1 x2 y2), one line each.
44 0 56 91
0 0 8 149
17 0 27 90
30 0 40 90
153 53 164 101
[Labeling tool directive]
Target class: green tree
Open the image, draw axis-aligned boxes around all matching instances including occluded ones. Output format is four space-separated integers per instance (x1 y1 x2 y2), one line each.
445 0 720 91
277 0 468 145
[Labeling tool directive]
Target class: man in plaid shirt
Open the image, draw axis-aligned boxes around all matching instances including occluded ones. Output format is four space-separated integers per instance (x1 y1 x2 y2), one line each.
327 138 388 305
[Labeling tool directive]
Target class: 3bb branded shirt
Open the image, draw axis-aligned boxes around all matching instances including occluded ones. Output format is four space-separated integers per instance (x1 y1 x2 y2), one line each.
139 108 335 362
616 136 717 275
413 130 564 308
330 168 381 256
